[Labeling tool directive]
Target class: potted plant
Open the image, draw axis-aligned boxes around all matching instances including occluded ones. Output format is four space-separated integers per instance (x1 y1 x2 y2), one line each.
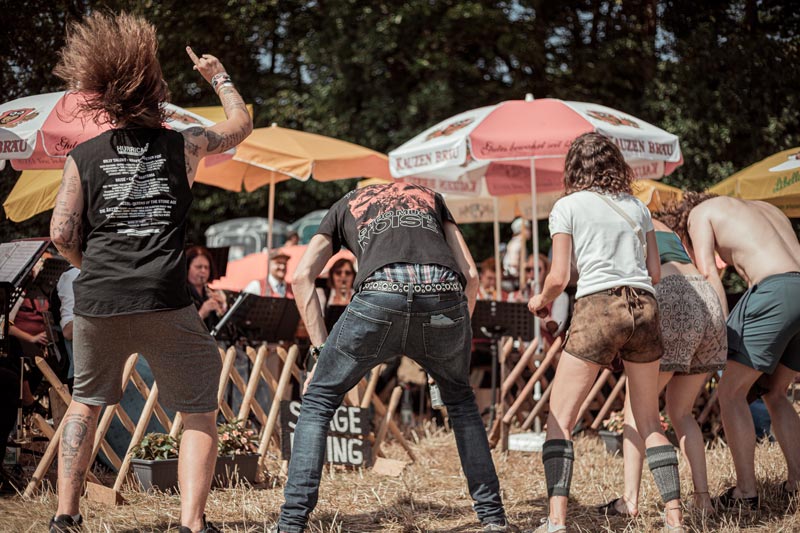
214 420 260 486
130 432 180 492
599 410 625 456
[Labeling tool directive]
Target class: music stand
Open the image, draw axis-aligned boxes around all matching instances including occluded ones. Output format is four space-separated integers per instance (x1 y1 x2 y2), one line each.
0 238 50 357
24 257 71 300
226 295 301 344
471 301 534 428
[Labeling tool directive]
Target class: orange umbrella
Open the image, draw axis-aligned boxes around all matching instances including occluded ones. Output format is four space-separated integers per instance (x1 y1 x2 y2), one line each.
193 123 390 280
212 244 356 291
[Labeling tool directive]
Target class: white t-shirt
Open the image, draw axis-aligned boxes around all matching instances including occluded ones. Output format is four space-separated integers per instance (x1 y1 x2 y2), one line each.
57 267 80 329
548 190 654 299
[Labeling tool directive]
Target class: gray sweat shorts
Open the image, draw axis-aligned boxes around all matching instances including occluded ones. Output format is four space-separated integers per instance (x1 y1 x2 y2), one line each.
72 305 222 413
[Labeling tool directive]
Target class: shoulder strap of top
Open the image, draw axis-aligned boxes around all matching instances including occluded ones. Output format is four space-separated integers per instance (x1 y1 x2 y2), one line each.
591 192 647 259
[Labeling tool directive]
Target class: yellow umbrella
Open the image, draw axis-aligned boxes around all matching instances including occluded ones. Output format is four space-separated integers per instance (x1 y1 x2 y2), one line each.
632 179 683 212
708 147 800 217
3 168 62 222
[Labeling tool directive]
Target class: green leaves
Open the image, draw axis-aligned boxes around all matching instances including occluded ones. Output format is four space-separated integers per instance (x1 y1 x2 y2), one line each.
130 433 180 461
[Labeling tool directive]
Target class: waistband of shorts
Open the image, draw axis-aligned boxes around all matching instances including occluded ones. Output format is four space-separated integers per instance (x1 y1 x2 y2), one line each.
359 280 463 295
754 271 800 287
598 286 652 297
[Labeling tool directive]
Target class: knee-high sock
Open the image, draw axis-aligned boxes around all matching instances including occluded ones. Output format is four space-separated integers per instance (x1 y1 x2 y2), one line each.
647 444 681 503
542 439 574 498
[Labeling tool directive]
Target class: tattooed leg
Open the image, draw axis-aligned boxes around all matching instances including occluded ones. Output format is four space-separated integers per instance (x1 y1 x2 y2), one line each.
56 402 101 517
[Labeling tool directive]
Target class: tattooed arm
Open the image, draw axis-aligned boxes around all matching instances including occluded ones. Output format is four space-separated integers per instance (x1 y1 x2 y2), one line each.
182 46 253 184
50 156 84 268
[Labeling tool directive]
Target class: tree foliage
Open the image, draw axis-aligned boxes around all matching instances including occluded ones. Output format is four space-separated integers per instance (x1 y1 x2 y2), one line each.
1 1 797 260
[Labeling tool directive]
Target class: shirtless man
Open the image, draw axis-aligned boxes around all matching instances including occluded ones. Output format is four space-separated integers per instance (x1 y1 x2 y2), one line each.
664 192 800 509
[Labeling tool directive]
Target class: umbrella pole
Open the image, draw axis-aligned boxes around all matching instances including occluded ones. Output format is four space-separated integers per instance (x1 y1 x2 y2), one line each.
529 159 542 353
266 175 275 287
493 197 502 301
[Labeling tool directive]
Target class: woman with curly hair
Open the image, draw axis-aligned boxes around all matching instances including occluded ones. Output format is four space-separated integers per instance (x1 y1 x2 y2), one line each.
528 133 684 532
49 11 251 533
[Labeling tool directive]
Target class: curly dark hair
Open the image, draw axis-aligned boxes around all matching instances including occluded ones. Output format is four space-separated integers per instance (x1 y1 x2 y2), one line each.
563 132 634 195
53 11 169 129
655 192 718 243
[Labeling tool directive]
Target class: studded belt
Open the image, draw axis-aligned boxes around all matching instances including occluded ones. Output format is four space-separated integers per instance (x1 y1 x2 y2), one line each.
359 280 463 295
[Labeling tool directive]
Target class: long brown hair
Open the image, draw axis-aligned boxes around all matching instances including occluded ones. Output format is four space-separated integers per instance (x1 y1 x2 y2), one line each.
563 132 634 195
53 11 169 129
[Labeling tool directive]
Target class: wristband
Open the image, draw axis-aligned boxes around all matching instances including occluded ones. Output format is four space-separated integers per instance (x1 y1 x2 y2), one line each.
211 73 232 92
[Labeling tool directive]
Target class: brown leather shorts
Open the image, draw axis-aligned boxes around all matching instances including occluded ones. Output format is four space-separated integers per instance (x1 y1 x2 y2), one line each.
564 286 663 367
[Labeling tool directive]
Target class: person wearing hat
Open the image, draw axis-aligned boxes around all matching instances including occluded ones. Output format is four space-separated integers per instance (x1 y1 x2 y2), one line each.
244 249 294 298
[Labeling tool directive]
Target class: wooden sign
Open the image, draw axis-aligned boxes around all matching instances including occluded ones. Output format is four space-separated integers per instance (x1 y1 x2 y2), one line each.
280 401 372 467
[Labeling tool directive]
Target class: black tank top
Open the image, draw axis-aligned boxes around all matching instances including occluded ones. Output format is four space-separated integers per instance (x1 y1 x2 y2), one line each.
70 128 193 316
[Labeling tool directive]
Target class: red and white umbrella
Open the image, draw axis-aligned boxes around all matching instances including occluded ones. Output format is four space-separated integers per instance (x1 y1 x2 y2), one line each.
390 95 682 346
0 91 229 170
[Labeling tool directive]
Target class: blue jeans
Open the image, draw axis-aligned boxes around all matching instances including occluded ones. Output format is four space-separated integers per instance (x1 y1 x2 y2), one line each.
278 290 506 532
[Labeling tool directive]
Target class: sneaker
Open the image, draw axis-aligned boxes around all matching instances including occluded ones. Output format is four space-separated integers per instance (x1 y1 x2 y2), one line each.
49 514 83 533
178 515 221 533
530 518 566 533
483 520 521 532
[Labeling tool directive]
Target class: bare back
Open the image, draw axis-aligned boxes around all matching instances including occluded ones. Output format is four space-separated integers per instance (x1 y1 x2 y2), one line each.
689 197 800 285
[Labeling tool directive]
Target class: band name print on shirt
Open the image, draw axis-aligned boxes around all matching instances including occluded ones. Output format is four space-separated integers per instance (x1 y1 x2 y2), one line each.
98 142 176 237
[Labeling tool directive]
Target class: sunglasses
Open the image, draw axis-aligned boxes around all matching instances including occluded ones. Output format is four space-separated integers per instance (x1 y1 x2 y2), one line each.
334 270 354 276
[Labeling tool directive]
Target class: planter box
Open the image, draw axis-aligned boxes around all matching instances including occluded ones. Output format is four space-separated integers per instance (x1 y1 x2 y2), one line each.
213 454 260 487
598 430 623 456
131 457 179 492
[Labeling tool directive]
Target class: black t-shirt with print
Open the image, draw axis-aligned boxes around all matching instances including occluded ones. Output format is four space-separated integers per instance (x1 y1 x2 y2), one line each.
316 183 464 290
69 127 193 316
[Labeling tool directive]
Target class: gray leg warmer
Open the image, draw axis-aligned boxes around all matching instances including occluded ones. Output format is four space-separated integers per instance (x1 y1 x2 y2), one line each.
647 444 681 503
542 439 574 498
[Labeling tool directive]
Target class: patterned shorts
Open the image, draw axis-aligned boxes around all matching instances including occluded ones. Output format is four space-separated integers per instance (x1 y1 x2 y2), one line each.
656 275 727 374
564 286 663 367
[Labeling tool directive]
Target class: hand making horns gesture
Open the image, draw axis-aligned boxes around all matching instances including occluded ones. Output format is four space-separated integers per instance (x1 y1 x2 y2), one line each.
186 46 226 85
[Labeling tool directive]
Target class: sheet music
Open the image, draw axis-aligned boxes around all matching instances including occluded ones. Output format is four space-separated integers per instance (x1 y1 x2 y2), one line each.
0 241 48 285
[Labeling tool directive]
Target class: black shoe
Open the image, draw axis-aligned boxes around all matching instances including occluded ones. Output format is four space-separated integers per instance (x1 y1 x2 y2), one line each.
178 515 221 533
713 486 759 511
49 514 83 533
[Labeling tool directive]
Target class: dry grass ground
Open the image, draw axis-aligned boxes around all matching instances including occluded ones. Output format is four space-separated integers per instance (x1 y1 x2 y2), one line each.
1 428 798 532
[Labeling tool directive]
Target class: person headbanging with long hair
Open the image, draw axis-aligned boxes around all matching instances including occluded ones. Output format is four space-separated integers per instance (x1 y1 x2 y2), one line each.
49 11 252 533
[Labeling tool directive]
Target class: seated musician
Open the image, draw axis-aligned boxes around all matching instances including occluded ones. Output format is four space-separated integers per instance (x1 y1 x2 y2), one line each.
185 245 228 331
477 257 506 301
508 253 569 344
244 249 294 298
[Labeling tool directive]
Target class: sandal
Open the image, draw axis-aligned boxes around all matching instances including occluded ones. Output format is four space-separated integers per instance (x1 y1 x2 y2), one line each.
597 497 636 517
661 504 685 533
713 486 759 510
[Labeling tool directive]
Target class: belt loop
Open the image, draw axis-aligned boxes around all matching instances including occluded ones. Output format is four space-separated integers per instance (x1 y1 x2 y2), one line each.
406 282 414 303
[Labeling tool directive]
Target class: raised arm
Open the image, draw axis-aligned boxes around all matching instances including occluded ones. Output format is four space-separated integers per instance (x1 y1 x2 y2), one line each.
182 46 253 184
50 156 84 268
443 221 479 315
